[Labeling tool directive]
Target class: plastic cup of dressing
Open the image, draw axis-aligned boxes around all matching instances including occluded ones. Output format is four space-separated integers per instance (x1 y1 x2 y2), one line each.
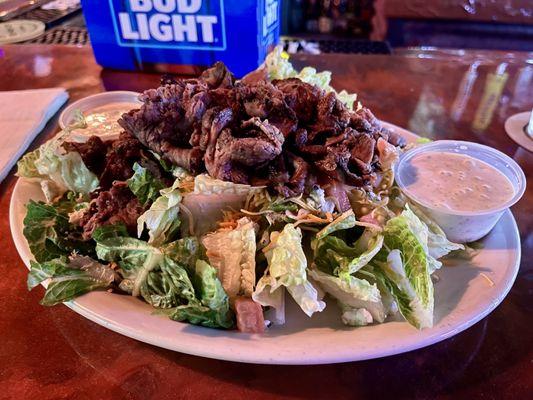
395 140 526 243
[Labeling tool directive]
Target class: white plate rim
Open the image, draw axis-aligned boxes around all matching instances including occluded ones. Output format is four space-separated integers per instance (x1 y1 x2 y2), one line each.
9 123 522 365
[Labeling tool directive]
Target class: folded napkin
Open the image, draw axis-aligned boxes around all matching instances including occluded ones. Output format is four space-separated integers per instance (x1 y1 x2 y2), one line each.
0 88 68 183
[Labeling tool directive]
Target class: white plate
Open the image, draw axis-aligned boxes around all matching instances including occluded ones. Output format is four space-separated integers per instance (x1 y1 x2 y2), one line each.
9 124 521 365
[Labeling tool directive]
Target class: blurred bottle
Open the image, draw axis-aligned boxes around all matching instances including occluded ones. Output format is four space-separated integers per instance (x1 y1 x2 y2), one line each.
318 0 333 34
472 63 509 132
288 0 305 33
332 0 348 34
305 0 320 33
450 61 480 122
345 0 357 35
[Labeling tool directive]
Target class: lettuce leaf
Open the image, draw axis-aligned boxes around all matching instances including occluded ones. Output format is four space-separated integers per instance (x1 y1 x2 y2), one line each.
316 210 358 240
306 186 335 214
127 162 165 206
193 174 253 195
28 256 116 306
95 234 166 296
372 210 435 329
137 178 182 246
93 230 233 328
17 127 98 202
340 305 374 327
180 175 252 236
309 268 386 324
162 237 204 275
313 210 383 276
252 224 325 324
202 217 256 301
139 256 198 308
170 260 234 329
23 195 95 262
315 233 383 276
409 202 464 259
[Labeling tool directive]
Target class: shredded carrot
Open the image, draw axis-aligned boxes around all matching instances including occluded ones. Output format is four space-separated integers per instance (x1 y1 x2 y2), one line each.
179 179 195 192
480 273 495 287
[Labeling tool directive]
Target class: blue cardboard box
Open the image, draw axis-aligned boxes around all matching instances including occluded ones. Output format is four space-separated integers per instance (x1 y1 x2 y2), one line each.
81 0 280 77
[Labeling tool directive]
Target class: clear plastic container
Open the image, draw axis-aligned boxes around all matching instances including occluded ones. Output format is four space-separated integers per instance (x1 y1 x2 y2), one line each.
395 140 526 243
59 91 141 141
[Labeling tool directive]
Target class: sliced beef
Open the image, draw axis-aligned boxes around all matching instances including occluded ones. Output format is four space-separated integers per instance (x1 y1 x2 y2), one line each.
200 61 235 89
63 136 109 175
99 132 147 189
119 61 405 199
64 132 161 190
207 118 284 184
350 133 375 165
236 81 297 137
273 78 321 123
79 181 144 240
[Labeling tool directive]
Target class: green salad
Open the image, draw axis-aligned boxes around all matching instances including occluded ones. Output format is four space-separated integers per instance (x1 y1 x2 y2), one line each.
16 49 464 333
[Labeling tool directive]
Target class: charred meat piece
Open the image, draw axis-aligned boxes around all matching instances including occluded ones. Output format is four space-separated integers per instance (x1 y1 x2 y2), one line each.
64 132 169 190
99 132 148 189
78 181 144 240
119 61 405 199
207 118 284 184
273 78 321 123
308 92 351 141
62 136 109 175
236 81 297 137
231 118 285 166
200 61 235 89
350 132 376 165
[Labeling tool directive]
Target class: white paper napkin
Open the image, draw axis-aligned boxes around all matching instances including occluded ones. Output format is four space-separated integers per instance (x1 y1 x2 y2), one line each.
0 88 68 183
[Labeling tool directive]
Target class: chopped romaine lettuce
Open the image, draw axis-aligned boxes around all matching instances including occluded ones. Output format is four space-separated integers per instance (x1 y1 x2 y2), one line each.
17 127 98 202
409 202 464 259
161 237 204 275
313 210 383 276
400 205 448 274
316 210 357 240
340 305 374 327
23 195 94 262
94 229 234 328
95 233 165 297
139 256 198 308
307 186 335 214
372 209 435 329
127 162 165 206
28 256 116 306
202 217 256 300
309 268 386 324
252 224 325 324
373 250 433 329
137 178 182 246
194 174 253 195
170 260 234 329
314 231 383 275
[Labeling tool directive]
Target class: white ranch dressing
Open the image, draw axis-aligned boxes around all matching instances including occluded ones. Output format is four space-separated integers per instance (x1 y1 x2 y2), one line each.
72 102 138 138
402 151 515 212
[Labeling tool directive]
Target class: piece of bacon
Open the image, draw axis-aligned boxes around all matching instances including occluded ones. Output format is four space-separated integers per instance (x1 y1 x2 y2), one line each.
234 297 265 334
